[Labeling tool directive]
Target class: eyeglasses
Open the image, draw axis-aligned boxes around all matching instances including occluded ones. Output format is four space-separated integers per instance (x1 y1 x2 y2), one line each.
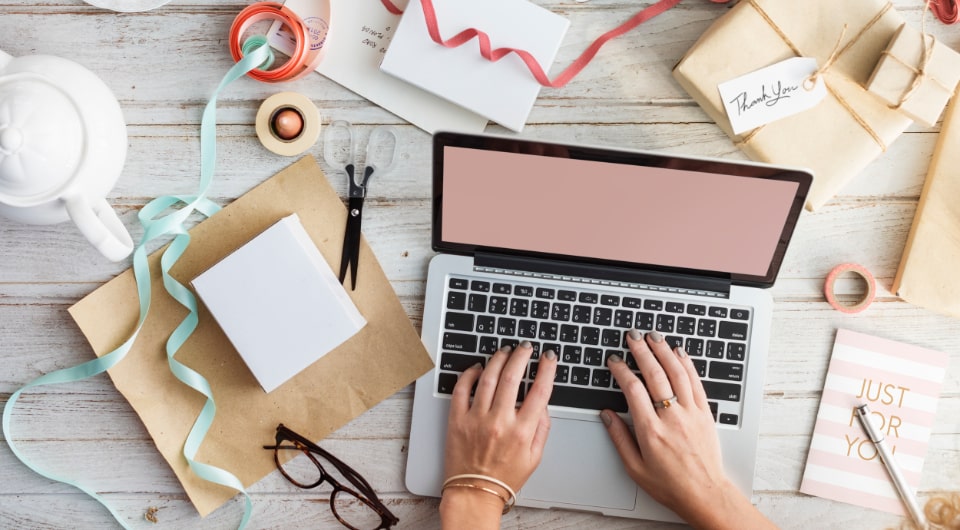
263 424 400 530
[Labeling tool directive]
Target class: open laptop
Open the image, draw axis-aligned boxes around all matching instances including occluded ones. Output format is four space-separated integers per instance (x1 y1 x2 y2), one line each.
405 132 812 521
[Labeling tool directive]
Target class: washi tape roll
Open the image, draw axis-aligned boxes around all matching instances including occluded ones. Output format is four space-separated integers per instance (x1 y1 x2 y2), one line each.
229 1 330 83
255 92 321 156
824 263 877 314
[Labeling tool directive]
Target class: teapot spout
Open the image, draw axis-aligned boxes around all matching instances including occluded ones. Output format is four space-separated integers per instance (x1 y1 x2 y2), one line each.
0 49 11 70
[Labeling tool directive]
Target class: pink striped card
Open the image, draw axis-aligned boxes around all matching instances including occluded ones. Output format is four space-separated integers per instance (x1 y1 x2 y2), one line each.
799 329 949 514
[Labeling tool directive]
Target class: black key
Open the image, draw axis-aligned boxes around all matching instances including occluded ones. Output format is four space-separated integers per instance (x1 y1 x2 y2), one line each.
692 358 707 377
676 316 696 335
572 305 592 324
731 308 750 320
500 337 519 350
509 298 530 317
666 301 684 313
613 310 634 328
449 278 468 290
726 343 746 361
443 332 477 352
489 296 509 315
719 321 748 341
697 319 717 337
536 287 555 299
559 324 579 343
528 341 542 358
528 362 539 379
591 369 612 388
542 342 561 359
579 292 599 304
709 401 718 421
548 385 628 413
562 345 583 364
554 365 570 383
570 366 591 385
550 303 571 322
584 347 604 366
706 340 725 358
518 319 538 338
497 317 516 336
624 352 639 370
644 299 663 311
467 293 487 312
581 326 600 345
710 361 744 382
623 297 643 309
601 329 622 348
656 314 675 333
515 285 534 297
447 291 466 310
493 283 512 295
635 312 654 330
702 380 742 402
471 280 490 292
558 289 577 302
687 304 706 316
444 312 475 331
684 338 704 356
476 315 496 334
601 295 620 306
538 322 558 340
719 413 739 426
531 300 551 319
440 352 485 372
665 335 683 350
593 307 613 326
479 336 499 354
709 306 728 318
517 383 526 403
437 372 458 394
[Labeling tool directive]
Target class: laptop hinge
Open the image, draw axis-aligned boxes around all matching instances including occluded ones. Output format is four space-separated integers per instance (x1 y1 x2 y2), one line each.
473 252 731 299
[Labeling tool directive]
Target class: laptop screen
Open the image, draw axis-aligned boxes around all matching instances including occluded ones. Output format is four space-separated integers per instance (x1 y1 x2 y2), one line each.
433 133 812 288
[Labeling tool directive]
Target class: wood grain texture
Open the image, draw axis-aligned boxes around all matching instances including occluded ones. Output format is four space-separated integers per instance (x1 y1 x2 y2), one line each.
2 0 960 528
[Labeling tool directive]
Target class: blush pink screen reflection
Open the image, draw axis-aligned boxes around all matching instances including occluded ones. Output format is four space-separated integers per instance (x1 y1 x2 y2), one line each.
441 146 800 277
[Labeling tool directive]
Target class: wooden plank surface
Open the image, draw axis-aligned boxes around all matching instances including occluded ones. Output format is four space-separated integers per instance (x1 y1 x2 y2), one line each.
2 0 959 528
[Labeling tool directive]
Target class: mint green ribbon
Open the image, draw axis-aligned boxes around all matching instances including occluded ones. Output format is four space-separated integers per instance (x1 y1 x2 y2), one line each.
2 39 275 529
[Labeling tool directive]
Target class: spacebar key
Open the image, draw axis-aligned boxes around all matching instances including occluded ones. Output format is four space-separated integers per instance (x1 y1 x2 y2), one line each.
548 385 628 413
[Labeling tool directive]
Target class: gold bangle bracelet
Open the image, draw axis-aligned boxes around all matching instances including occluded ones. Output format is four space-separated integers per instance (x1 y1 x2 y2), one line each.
441 482 512 514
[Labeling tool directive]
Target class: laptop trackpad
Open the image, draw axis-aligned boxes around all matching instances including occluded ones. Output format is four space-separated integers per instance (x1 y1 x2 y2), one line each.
521 418 637 510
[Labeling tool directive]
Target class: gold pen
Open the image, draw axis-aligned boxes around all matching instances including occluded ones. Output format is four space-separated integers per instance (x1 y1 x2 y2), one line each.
855 402 927 529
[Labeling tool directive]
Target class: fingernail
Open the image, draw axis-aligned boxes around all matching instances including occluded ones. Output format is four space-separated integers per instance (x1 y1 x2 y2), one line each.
471 362 483 370
607 353 623 365
628 329 642 341
647 331 663 343
600 410 613 427
543 349 557 361
519 340 532 349
499 345 513 354
675 347 687 358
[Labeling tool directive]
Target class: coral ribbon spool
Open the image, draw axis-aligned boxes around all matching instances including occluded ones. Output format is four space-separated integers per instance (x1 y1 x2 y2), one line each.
824 263 877 314
229 1 329 82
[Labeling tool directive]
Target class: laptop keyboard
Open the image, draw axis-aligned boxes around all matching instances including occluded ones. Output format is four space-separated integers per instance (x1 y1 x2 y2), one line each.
436 275 751 426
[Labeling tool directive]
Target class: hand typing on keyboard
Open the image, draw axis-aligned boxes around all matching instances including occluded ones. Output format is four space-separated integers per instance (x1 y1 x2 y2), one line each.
439 341 558 529
600 330 777 530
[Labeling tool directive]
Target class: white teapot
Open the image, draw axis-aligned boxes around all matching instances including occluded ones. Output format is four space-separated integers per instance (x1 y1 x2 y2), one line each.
0 49 133 262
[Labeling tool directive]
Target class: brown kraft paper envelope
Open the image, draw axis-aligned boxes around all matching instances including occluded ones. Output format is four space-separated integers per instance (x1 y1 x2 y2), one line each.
673 0 913 211
67 156 434 517
893 94 960 319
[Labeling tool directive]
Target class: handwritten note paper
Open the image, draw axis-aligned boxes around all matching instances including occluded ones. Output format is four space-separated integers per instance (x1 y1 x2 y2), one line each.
799 329 949 514
717 57 827 135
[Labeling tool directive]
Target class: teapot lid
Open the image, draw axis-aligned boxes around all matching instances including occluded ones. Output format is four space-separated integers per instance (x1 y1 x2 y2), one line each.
0 76 84 201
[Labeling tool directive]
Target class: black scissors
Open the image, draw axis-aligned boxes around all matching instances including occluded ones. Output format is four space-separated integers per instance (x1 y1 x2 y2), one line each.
323 121 397 290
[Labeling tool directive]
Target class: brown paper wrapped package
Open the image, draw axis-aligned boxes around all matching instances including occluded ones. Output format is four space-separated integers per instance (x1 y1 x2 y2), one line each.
673 0 913 211
68 157 434 517
893 94 960 318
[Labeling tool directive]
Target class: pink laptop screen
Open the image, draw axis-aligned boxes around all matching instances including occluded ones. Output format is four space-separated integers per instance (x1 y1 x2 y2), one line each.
440 145 802 278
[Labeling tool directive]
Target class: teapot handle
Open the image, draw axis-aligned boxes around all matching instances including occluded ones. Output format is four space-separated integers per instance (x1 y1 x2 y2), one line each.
65 195 134 262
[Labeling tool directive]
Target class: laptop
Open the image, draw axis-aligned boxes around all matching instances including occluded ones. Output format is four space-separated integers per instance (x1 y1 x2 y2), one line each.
405 132 812 521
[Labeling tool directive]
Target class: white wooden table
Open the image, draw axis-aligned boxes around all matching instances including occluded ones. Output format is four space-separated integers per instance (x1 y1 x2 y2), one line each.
2 0 959 528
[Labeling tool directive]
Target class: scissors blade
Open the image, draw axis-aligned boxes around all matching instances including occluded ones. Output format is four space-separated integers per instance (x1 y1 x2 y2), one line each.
340 197 365 290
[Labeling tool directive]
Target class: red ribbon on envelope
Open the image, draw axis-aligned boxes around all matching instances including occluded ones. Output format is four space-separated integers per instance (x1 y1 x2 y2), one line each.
929 0 959 23
380 0 731 88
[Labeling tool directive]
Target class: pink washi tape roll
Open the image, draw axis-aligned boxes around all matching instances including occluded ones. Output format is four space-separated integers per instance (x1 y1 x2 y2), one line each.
824 263 877 314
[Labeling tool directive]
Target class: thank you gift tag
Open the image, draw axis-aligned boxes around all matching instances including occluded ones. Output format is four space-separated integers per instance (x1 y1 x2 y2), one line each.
718 57 827 135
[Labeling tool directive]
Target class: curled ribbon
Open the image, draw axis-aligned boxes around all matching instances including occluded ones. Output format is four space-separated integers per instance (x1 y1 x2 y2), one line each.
229 1 329 82
1 39 274 530
929 0 959 23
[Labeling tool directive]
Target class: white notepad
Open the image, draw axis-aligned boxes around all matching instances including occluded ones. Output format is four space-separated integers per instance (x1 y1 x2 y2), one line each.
380 0 569 132
192 214 366 393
